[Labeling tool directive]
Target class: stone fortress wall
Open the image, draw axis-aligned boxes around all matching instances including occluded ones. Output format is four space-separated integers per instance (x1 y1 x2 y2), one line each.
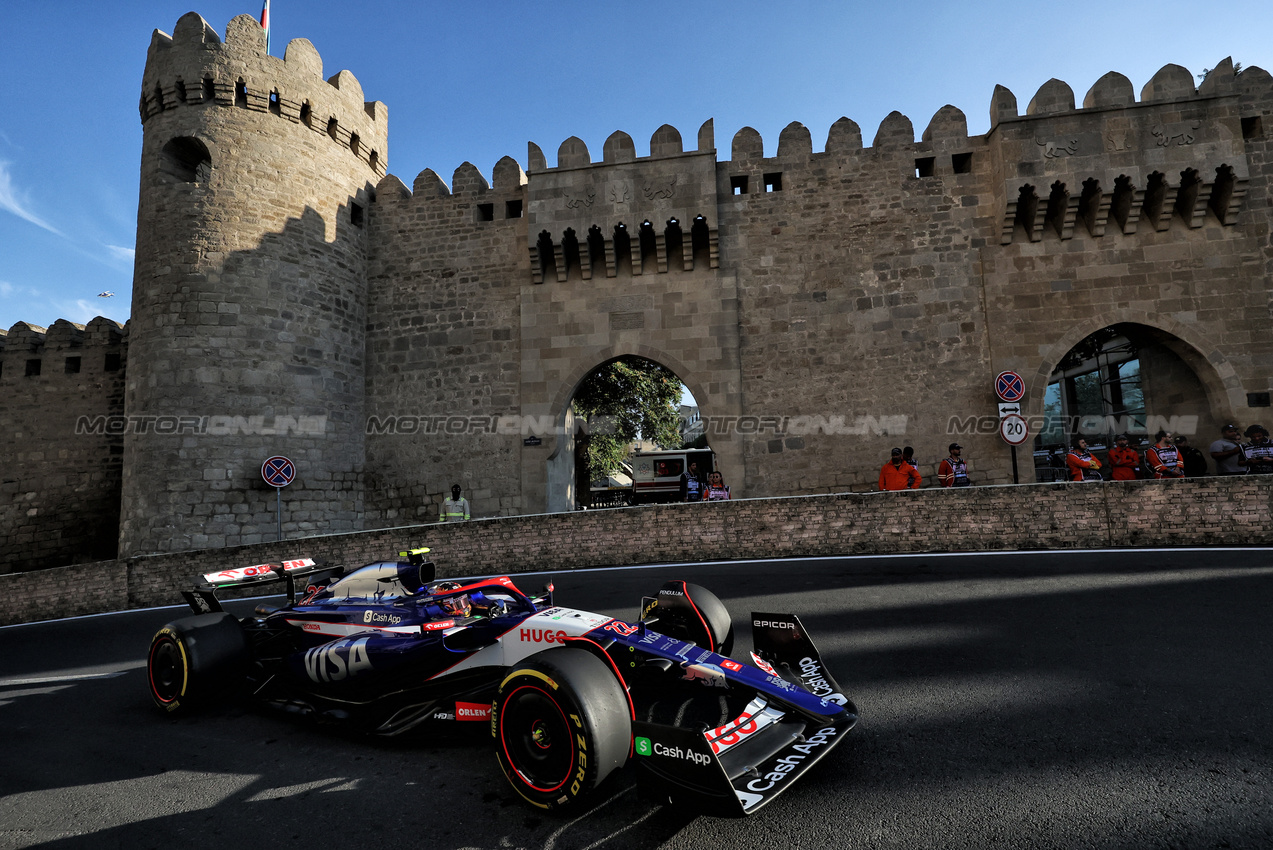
0 319 127 571
2 10 1271 574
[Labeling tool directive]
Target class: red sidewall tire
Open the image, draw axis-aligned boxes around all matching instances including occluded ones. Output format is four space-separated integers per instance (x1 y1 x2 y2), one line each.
493 648 630 811
145 612 248 714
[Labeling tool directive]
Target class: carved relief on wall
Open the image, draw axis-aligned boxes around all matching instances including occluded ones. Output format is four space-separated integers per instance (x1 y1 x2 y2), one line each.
1151 121 1201 147
1104 119 1130 152
643 174 677 201
1036 138 1079 158
607 181 632 205
564 188 596 209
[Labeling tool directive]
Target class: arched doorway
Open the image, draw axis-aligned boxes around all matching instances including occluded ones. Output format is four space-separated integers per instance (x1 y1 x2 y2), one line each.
546 355 709 511
1034 323 1226 480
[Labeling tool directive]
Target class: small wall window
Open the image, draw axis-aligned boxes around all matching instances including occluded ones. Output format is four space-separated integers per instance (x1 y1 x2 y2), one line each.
64 356 81 375
327 118 340 142
300 102 313 128
763 173 783 192
915 157 936 178
160 136 212 183
730 176 749 195
505 199 523 219
269 90 281 116
1249 392 1271 408
175 79 187 103
952 152 973 174
26 359 41 377
476 203 494 222
1242 116 1263 140
369 150 380 173
202 76 215 103
350 202 364 228
235 79 248 108
349 132 361 157
104 352 121 372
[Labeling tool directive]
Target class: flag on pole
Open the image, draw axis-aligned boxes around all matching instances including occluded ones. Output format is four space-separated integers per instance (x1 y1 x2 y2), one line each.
260 0 271 52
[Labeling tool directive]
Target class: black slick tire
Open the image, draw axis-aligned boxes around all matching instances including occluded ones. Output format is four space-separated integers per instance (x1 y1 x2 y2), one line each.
147 612 248 714
493 648 630 811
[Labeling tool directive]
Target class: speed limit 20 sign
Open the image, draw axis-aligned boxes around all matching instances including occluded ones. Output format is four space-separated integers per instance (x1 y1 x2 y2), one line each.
999 413 1029 446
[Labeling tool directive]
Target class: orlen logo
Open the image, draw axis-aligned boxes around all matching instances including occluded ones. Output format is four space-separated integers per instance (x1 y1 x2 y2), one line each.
720 659 742 672
753 620 796 630
456 701 490 722
422 620 454 631
520 627 568 644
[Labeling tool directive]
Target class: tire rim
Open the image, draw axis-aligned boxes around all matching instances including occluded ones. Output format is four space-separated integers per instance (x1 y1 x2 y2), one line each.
499 685 574 793
149 637 185 704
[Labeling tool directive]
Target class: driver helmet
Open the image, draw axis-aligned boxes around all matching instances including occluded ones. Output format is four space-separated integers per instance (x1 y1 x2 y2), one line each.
440 594 471 618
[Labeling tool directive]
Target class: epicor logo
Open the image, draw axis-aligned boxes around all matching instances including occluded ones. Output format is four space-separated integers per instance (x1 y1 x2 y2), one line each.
753 620 796 630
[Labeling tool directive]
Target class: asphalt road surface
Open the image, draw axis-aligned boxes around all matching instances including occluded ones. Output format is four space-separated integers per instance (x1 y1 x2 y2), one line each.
2 549 1271 849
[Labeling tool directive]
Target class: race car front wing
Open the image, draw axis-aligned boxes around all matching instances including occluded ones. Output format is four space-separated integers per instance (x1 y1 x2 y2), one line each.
630 612 857 816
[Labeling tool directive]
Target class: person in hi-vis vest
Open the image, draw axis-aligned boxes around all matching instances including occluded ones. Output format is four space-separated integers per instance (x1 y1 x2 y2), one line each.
441 484 471 522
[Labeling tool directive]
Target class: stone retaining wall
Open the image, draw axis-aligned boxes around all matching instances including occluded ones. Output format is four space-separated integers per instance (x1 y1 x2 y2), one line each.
2 476 1269 626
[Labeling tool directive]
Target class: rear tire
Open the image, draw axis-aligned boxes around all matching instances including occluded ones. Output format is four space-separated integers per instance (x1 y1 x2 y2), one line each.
147 612 248 714
493 648 630 811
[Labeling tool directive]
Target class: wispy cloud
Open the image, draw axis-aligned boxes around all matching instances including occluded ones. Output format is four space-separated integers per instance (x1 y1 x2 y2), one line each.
0 161 63 236
105 244 135 263
0 279 41 300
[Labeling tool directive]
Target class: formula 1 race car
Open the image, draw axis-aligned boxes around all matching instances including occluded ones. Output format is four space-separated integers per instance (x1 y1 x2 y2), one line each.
146 549 857 816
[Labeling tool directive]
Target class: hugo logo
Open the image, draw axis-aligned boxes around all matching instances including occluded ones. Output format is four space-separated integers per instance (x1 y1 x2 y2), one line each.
519 627 568 644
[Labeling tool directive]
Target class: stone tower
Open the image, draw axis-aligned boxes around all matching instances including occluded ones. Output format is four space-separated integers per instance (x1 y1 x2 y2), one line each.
122 13 386 557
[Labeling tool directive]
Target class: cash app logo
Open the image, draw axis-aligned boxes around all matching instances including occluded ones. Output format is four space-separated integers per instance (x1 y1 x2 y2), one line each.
635 736 652 756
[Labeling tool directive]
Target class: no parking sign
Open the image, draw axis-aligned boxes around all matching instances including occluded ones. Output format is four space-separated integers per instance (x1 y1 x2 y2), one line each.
261 456 295 487
262 456 294 541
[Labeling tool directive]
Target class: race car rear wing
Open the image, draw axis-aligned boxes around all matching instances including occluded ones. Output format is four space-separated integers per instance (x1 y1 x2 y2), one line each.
182 557 335 614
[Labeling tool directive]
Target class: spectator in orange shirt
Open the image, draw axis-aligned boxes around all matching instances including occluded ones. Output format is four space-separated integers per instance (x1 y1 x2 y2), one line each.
1065 438 1103 482
1106 434 1141 481
938 443 971 487
1146 430 1185 478
879 447 921 491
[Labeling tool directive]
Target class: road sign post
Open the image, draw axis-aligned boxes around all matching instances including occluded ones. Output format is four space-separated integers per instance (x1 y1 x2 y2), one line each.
998 413 1029 485
994 372 1028 483
261 456 295 541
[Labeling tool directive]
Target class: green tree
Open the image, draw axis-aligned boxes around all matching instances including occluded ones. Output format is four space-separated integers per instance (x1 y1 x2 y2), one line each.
573 357 684 477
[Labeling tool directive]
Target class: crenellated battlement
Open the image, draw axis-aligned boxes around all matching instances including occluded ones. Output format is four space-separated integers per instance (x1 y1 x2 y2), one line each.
140 13 387 178
0 318 126 381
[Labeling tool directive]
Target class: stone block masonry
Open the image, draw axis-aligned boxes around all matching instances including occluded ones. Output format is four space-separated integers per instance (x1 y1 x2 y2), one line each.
2 477 1268 626
5 11 1273 573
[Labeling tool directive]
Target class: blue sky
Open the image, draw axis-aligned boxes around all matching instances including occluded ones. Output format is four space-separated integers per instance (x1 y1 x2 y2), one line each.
1 1 1270 332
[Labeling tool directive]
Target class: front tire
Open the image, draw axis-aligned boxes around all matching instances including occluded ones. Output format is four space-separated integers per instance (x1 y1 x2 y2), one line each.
147 612 248 714
493 648 630 811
